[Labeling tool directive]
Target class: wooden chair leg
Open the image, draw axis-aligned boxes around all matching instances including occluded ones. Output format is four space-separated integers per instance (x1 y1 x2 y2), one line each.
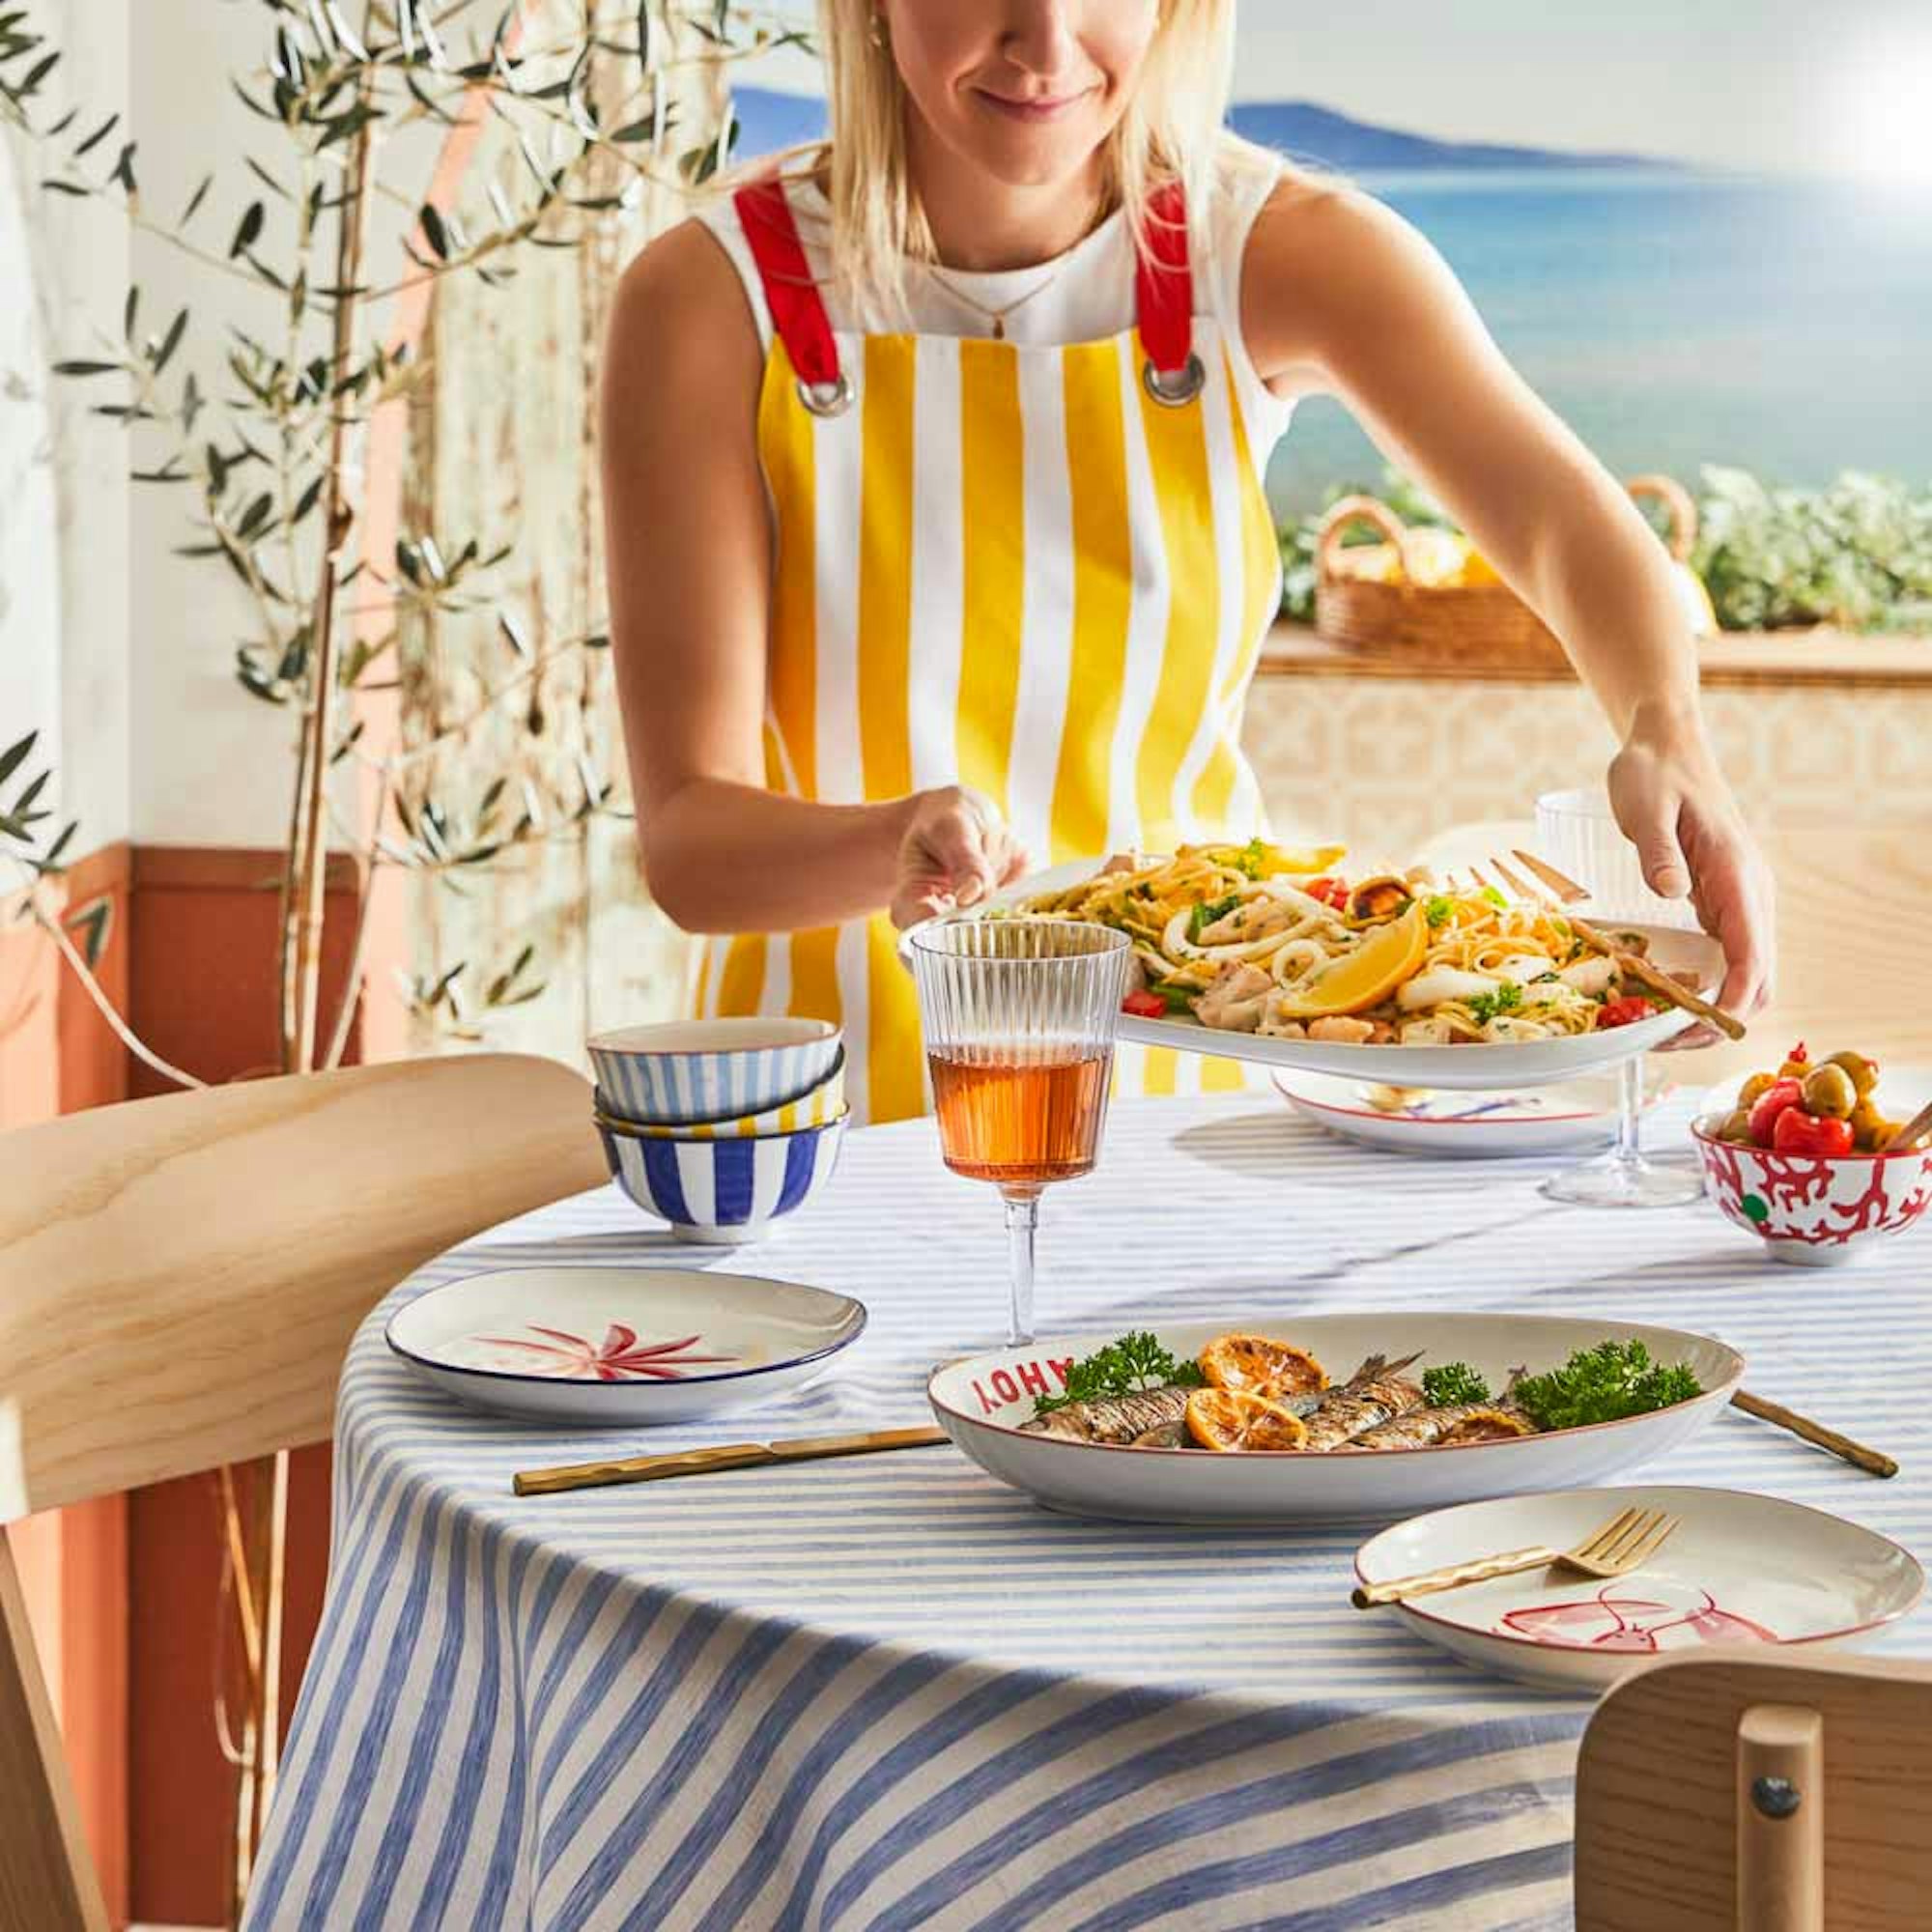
0 1534 108 1932
1737 1702 1824 1932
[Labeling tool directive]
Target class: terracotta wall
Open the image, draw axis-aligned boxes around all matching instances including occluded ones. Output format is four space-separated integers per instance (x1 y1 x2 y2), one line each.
3 842 360 1928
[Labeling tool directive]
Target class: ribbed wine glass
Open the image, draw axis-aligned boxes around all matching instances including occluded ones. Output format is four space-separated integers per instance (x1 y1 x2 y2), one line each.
906 920 1131 1345
1536 786 1705 1208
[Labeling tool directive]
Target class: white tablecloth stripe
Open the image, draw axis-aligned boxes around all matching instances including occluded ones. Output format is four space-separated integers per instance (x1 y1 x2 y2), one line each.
244 1094 1932 1930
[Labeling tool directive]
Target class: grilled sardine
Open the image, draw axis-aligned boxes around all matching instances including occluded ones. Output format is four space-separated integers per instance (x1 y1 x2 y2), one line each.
1019 1384 1193 1444
1344 1399 1533 1451
1298 1354 1425 1451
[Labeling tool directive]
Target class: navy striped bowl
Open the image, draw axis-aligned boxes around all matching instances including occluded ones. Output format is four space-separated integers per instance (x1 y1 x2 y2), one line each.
588 1017 841 1125
599 1111 847 1244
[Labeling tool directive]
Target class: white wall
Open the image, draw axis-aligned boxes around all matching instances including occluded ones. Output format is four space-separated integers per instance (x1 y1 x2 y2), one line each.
4 2 453 855
2 0 132 850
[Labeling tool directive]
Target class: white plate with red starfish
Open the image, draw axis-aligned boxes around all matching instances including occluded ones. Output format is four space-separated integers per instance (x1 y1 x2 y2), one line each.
385 1266 867 1426
1354 1486 1923 1692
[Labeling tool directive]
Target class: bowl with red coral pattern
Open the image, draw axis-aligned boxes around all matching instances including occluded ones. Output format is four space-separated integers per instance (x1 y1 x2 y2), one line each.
1691 1072 1932 1266
1355 1486 1922 1691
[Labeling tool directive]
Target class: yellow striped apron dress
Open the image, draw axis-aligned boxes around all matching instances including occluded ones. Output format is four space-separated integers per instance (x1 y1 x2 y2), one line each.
693 169 1292 1125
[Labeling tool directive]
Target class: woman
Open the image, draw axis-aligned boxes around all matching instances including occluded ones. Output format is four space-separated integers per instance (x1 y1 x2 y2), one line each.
601 0 1774 1124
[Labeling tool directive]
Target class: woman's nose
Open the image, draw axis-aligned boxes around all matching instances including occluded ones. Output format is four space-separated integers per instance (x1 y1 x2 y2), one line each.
999 0 1084 80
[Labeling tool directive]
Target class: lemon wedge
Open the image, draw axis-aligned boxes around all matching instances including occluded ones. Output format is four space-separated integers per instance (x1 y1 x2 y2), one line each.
1401 527 1470 589
1275 900 1429 1019
1459 547 1503 588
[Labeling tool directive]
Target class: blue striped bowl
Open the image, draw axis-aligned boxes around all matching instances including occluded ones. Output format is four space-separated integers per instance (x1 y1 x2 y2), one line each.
588 1017 841 1125
599 1111 846 1244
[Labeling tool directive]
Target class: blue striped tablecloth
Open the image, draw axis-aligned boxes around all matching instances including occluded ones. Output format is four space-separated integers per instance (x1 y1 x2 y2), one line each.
243 1094 1932 1931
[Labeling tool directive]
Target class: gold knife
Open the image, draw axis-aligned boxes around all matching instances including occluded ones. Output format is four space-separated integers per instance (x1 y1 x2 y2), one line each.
513 1425 951 1496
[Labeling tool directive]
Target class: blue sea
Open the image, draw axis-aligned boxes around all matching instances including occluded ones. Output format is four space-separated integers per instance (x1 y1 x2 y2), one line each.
1267 169 1932 517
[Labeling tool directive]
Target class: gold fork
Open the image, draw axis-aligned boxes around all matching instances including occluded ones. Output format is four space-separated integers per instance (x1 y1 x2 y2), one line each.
1352 1505 1679 1609
1478 849 1747 1042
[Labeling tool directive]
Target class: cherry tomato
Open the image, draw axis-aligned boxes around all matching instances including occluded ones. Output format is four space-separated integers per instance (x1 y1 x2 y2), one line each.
1303 876 1350 911
1122 989 1167 1019
1772 1107 1855 1158
1747 1077 1806 1149
1596 995 1660 1031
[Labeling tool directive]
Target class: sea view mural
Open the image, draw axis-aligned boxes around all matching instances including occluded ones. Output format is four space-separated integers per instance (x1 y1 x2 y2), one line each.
726 7 1932 526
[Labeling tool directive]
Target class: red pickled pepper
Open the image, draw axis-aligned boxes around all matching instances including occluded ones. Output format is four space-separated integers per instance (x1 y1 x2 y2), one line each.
1747 1078 1807 1148
1771 1107 1855 1157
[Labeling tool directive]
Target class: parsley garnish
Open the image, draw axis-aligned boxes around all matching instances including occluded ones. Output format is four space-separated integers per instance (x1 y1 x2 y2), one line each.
1424 895 1455 927
1421 1363 1491 1406
1187 895 1242 942
1466 982 1523 1026
1513 1341 1702 1432
1033 1330 1206 1417
1232 838 1271 880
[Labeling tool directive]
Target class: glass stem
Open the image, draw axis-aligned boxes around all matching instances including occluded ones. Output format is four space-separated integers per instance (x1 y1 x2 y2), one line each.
1614 1055 1645 1168
1003 1189 1039 1347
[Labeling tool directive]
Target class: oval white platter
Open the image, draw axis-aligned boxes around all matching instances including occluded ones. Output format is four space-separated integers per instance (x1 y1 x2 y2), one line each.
1355 1485 1924 1692
985 859 1719 1091
1272 1069 1642 1158
386 1265 866 1426
928 1313 1743 1526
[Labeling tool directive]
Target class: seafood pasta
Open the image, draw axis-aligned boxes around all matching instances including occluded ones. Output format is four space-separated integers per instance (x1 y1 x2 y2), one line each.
1016 842 1681 1047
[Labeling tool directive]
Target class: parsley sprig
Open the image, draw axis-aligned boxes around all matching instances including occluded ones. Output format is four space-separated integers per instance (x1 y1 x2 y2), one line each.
1033 1331 1205 1417
1466 982 1523 1026
1187 894 1242 942
1513 1341 1702 1432
1421 1362 1492 1406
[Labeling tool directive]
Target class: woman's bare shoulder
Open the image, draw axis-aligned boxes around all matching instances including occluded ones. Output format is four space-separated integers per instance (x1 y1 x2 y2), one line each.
605 214 764 408
1241 173 1463 394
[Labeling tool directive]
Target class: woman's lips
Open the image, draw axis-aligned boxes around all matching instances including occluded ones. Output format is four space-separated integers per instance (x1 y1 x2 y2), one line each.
973 88 1094 124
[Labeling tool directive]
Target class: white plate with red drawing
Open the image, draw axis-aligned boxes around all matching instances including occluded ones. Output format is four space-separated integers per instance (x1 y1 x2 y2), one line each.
386 1266 867 1426
1354 1486 1923 1692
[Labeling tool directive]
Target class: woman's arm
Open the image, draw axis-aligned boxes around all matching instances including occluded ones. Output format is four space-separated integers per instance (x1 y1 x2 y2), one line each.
1241 182 1774 1014
599 220 1021 934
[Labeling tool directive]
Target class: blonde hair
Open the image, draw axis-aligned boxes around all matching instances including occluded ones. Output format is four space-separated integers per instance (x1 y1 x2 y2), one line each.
745 0 1263 327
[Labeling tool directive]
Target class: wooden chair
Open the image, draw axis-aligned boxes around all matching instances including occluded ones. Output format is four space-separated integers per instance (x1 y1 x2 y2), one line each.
0 1055 607 1932
1577 1650 1932 1931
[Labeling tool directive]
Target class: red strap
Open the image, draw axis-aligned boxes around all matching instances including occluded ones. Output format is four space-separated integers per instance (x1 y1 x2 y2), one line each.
1134 179 1194 375
734 177 841 388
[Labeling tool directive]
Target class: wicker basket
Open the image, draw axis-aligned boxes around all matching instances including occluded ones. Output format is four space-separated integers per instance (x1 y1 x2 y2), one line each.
1314 475 1701 671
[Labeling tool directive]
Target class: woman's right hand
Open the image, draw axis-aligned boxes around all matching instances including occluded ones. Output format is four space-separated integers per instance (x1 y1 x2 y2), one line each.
890 786 1029 929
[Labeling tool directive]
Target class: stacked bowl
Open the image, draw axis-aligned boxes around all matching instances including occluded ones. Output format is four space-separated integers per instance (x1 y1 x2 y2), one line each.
589 1018 847 1244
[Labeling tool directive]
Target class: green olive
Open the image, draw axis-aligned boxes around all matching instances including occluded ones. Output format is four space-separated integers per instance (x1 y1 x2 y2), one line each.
1850 1099 1897 1151
1802 1064 1858 1121
1825 1049 1880 1098
1737 1071 1776 1108
1718 1107 1754 1144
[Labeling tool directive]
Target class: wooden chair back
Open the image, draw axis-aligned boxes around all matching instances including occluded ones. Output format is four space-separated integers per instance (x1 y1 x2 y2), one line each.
1577 1650 1932 1932
0 1054 607 1932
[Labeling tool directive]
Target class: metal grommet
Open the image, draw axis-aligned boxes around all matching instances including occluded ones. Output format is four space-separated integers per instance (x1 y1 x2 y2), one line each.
797 373 854 418
1752 1776 1802 1820
1142 353 1206 408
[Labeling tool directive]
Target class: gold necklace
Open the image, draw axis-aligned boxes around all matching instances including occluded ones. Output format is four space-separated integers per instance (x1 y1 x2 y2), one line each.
922 262 1066 341
921 196 1117 341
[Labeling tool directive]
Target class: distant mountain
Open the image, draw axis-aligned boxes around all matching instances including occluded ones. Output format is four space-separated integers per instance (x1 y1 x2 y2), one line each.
1226 99 1669 172
727 86 1673 174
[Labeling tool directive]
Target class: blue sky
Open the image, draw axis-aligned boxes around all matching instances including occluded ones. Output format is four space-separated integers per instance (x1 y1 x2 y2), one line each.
752 3 1932 176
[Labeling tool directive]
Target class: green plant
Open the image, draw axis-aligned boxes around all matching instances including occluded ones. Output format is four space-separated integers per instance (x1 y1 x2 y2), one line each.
1693 466 1932 633
1 0 806 1072
1279 463 1932 635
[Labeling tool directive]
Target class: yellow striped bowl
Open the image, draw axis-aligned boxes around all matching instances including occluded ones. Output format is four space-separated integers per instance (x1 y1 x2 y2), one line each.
592 1049 845 1141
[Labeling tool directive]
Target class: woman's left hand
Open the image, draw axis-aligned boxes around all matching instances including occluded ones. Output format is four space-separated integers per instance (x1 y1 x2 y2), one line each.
1607 714 1776 1036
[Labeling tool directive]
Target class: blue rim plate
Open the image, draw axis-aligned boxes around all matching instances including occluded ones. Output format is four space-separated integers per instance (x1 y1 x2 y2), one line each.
385 1265 867 1427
